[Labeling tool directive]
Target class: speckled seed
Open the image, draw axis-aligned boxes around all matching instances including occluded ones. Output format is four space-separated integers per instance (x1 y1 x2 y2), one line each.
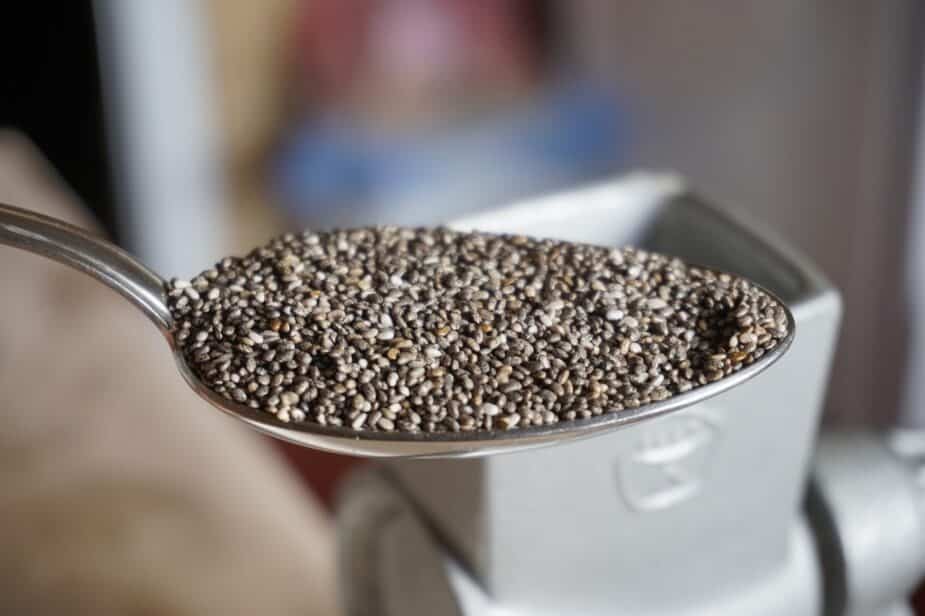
498 414 521 429
167 226 789 434
481 403 501 416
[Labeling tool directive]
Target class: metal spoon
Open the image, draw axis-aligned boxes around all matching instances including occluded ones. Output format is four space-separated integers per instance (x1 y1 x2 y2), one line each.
0 202 794 458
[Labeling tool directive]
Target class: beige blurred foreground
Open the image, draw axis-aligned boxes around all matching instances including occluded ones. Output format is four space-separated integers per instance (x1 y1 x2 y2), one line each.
0 131 340 615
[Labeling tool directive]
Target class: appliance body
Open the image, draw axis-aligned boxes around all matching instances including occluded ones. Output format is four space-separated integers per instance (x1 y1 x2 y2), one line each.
337 175 925 615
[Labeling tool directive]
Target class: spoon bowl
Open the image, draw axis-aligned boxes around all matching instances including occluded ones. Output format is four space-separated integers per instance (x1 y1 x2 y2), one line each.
0 202 794 458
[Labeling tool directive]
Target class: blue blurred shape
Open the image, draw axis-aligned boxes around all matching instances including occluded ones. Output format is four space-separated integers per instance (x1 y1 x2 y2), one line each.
273 80 629 227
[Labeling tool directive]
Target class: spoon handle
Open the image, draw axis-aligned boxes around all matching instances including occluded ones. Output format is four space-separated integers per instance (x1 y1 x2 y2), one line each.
0 203 171 331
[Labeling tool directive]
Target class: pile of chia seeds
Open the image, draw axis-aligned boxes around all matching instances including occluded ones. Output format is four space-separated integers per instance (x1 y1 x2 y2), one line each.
166 227 789 433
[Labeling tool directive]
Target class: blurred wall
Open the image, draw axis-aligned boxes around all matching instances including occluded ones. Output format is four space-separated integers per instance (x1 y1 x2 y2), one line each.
206 0 295 250
568 1 923 425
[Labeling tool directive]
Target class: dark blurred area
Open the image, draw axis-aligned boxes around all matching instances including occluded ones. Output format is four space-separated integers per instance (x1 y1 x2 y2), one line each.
0 3 116 235
2 1 925 614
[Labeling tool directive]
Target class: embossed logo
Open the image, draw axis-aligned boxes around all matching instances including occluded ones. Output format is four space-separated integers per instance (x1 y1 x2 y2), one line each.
617 411 721 511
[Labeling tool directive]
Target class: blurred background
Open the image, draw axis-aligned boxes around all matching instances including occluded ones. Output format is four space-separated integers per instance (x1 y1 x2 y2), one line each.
1 1 924 613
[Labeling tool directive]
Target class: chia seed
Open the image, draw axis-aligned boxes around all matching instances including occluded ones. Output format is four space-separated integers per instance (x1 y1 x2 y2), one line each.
166 227 789 433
